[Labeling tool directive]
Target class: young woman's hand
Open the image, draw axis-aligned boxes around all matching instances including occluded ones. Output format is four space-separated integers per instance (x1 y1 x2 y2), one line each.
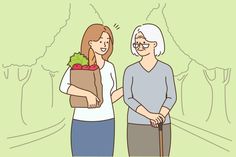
86 92 100 108
111 87 123 103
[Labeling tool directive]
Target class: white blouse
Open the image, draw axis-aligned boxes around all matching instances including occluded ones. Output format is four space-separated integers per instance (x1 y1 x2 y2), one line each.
60 61 117 121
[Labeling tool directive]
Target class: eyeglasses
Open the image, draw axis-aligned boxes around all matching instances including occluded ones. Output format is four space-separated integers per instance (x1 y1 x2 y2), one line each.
133 43 149 49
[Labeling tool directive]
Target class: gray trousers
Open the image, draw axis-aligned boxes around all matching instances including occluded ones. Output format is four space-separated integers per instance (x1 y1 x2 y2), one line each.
127 123 171 157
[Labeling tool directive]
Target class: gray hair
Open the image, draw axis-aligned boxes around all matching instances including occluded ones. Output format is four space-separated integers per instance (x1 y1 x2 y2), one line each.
130 23 165 56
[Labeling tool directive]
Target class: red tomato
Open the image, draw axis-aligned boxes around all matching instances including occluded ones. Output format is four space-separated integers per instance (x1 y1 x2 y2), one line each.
81 65 90 70
89 65 99 71
72 64 82 70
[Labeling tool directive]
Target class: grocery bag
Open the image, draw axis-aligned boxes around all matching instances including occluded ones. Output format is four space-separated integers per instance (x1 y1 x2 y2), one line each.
69 68 103 108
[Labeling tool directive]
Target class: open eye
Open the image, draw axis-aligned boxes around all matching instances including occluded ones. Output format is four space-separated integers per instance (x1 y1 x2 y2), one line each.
106 41 109 44
100 41 102 43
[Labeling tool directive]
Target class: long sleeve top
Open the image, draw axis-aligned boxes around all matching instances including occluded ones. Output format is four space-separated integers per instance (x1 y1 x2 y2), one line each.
123 61 177 124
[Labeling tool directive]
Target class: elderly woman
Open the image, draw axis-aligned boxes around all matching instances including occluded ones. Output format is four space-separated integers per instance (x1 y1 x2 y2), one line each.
123 24 177 156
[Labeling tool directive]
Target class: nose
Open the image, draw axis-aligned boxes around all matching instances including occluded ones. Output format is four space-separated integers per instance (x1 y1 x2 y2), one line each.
138 44 144 51
104 42 106 47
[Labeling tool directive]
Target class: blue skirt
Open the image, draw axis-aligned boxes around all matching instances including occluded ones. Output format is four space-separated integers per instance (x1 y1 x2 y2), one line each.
71 118 115 156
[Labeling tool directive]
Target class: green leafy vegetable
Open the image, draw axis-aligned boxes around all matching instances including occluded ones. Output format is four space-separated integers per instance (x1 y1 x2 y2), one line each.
67 52 89 67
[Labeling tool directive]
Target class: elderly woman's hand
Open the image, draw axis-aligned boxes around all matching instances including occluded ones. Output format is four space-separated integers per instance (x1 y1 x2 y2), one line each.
150 119 163 128
148 113 165 127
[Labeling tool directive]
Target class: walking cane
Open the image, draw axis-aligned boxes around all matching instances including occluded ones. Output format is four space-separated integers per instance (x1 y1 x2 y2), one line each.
158 122 164 157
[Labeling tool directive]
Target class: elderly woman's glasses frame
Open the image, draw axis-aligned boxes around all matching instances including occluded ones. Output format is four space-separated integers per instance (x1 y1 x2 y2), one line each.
133 43 150 49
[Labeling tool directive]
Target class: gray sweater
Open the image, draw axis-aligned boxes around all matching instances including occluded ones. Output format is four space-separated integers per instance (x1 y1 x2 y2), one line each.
123 61 177 125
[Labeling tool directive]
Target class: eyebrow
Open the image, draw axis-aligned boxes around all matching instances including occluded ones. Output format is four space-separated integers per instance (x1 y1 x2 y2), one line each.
99 37 110 40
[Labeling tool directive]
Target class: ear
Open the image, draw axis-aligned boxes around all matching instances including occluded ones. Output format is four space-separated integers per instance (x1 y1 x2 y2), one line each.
153 41 157 47
89 41 93 46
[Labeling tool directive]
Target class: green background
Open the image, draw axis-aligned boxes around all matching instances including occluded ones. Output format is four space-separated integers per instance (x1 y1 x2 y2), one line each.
0 0 235 156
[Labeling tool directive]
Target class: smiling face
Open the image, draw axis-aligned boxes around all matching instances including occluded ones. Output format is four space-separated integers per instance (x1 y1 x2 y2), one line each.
89 32 110 55
134 32 157 56
81 24 113 62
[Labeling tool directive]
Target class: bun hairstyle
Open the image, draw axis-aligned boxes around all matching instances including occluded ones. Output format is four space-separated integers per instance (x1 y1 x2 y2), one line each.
80 24 114 65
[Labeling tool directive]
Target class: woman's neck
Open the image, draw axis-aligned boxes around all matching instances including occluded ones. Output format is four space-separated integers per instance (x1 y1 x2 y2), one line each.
95 53 105 69
140 53 157 65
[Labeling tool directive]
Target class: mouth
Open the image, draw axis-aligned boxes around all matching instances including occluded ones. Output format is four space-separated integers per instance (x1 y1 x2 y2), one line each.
100 48 107 52
137 49 145 51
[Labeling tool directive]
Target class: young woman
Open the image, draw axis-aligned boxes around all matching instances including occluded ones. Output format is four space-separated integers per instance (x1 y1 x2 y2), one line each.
123 24 177 156
60 24 123 157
